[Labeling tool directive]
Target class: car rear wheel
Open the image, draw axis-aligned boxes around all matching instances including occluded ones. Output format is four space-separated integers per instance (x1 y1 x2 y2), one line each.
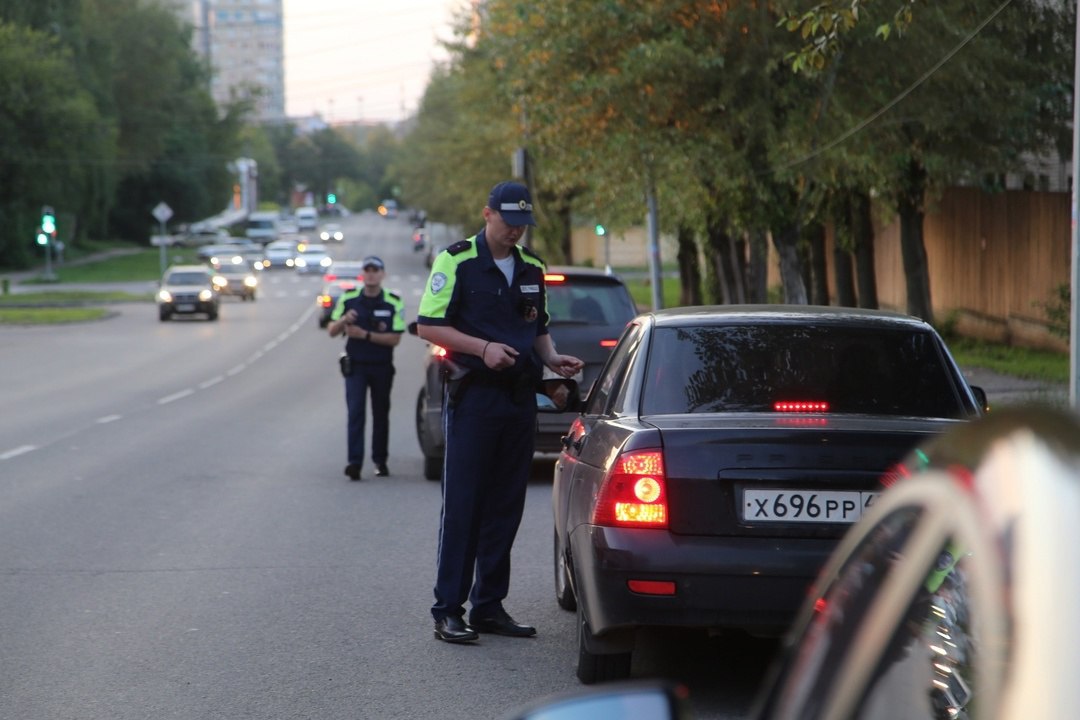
416 389 443 481
576 604 631 684
554 529 577 611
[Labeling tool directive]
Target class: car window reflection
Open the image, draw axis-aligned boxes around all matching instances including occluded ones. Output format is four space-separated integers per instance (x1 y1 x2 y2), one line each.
855 539 975 720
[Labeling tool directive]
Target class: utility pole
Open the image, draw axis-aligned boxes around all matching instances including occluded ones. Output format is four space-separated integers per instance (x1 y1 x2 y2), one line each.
1071 0 1079 408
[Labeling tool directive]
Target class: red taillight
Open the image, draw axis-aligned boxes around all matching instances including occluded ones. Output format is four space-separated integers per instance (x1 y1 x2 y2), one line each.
318 295 331 308
600 339 618 348
628 580 676 596
324 273 338 282
592 450 668 528
433 345 448 359
544 273 566 283
773 401 830 413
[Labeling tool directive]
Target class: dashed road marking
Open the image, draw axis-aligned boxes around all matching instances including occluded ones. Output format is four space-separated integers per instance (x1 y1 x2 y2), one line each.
1 445 38 460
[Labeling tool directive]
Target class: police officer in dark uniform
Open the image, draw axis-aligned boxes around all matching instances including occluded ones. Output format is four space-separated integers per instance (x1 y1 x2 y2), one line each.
417 182 583 643
328 255 405 481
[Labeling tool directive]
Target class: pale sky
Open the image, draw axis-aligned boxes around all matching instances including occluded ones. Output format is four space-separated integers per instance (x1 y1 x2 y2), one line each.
282 0 465 124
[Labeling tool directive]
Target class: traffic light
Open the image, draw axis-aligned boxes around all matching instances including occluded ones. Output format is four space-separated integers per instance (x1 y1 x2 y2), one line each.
41 206 56 235
327 193 337 205
595 223 606 236
36 230 49 246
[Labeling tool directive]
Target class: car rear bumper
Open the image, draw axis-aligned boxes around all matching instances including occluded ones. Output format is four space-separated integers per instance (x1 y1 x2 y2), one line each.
569 524 836 637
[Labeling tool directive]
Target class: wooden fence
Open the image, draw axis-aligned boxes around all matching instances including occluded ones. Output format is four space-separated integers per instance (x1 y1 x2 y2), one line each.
570 186 1071 351
859 187 1071 350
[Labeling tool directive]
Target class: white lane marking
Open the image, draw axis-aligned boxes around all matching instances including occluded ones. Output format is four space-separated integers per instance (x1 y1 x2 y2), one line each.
158 389 194 405
226 364 246 376
1 445 37 460
96 415 122 424
199 376 224 390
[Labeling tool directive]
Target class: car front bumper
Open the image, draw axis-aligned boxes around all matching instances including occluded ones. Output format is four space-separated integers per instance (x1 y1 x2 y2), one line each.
570 524 836 638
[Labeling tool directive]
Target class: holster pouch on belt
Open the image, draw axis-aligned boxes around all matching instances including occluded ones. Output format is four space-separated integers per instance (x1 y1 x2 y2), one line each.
339 353 353 377
442 357 470 408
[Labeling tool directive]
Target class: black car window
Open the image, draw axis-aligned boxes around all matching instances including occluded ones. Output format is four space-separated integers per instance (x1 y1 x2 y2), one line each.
166 272 209 285
584 322 642 416
641 325 966 417
546 280 636 326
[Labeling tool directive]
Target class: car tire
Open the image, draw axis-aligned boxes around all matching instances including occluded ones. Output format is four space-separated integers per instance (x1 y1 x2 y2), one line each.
416 389 443 481
207 308 219 321
159 309 170 322
576 604 632 684
554 528 577 611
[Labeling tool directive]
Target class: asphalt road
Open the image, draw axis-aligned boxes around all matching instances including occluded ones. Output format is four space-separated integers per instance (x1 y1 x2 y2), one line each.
0 212 771 720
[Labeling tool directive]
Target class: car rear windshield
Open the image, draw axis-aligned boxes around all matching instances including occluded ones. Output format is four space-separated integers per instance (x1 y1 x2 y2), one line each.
166 272 208 285
546 280 637 326
642 324 967 418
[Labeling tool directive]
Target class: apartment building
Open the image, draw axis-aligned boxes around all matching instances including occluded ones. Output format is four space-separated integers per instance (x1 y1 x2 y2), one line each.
162 0 285 123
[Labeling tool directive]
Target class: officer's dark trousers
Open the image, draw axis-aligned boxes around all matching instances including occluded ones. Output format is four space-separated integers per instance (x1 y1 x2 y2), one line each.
432 382 535 621
344 363 394 467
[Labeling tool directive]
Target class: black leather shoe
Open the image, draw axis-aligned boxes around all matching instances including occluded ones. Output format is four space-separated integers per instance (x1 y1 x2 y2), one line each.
470 609 536 637
433 616 478 643
374 463 389 477
344 464 361 481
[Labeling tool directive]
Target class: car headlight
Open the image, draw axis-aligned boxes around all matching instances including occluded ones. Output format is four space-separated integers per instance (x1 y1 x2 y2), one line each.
198 289 214 301
320 232 329 241
244 276 258 288
295 258 307 267
158 290 173 302
213 276 227 287
333 232 343 241
320 257 332 267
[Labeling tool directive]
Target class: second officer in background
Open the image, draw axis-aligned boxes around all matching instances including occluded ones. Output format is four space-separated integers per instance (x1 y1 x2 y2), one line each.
328 255 405 481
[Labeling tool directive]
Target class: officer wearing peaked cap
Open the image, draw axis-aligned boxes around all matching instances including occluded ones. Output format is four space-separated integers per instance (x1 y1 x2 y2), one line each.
417 181 584 643
328 255 405 481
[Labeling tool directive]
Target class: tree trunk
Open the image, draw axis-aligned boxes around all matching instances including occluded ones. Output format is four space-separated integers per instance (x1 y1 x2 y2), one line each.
771 222 808 304
851 190 879 309
747 229 768 303
676 225 702 306
703 216 746 305
832 195 857 307
806 221 829 305
898 159 933 323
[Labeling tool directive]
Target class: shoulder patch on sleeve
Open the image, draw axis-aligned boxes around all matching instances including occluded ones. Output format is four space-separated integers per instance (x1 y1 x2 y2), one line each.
387 291 401 301
447 240 472 256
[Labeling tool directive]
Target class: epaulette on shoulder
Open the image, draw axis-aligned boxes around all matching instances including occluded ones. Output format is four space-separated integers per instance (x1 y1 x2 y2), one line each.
520 245 545 264
386 291 401 301
446 240 472 255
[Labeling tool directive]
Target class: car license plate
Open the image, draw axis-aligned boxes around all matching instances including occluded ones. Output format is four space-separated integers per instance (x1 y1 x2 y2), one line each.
742 489 879 524
177 303 195 312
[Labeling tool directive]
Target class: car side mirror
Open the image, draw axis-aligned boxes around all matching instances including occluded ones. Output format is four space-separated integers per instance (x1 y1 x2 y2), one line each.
537 378 583 414
970 385 990 413
506 682 686 720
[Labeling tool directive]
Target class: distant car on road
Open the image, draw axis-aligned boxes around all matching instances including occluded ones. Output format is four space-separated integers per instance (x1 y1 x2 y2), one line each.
211 257 259 301
157 265 220 321
315 279 358 328
552 305 986 684
377 199 398 218
263 239 297 269
293 242 332 275
295 206 319 231
319 223 344 243
245 211 280 245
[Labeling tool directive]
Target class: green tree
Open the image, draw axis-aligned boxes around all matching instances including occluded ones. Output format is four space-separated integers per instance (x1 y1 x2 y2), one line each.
0 21 104 269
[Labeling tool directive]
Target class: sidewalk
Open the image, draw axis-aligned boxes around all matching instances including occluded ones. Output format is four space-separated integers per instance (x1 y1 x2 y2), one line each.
962 366 1069 408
